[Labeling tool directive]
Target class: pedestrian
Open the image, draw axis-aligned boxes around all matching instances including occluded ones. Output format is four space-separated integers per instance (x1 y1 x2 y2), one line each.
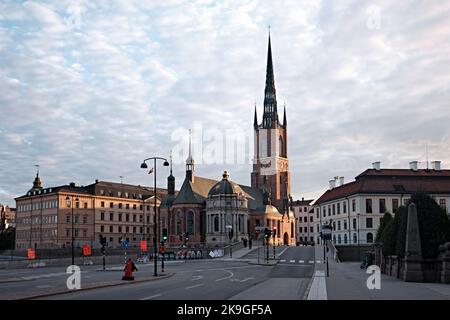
122 258 138 281
248 237 253 250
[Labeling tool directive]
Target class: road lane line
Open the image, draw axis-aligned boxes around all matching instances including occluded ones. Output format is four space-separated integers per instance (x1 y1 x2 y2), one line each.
280 260 286 263
185 284 204 290
308 260 314 264
278 247 289 256
316 260 321 263
215 269 234 282
140 294 162 300
289 260 295 263
299 260 305 263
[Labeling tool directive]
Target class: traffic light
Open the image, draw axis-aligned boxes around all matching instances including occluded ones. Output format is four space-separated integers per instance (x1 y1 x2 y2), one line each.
162 228 168 241
99 234 106 246
185 232 189 242
272 226 277 238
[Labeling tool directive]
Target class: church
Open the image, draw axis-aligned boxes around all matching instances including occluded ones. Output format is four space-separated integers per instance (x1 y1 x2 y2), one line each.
161 34 296 247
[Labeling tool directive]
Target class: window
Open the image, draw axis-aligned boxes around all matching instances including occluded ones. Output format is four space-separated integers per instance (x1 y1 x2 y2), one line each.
328 206 331 216
439 199 447 210
344 234 348 244
139 215 143 222
366 199 372 213
352 199 356 212
133 204 137 210
109 202 114 208
133 227 136 233
100 212 105 221
109 213 114 221
379 199 386 213
337 221 341 231
84 202 88 209
367 233 374 243
126 214 129 222
133 215 137 222
337 203 340 215
352 218 357 230
126 226 129 233
83 229 87 237
100 225 104 232
310 226 314 233
118 203 122 209
343 201 347 214
332 204 335 215
100 189 105 196
353 233 357 244
304 227 307 233
74 229 79 237
74 215 79 224
366 218 373 228
332 222 336 231
310 216 313 222
176 211 182 234
125 192 128 198
126 204 130 210
344 221 347 230
118 213 122 222
147 205 150 211
322 208 326 217
392 199 399 213
118 226 122 233
66 215 70 223
214 216 219 232
139 205 143 211
75 201 79 209
118 191 122 197
338 234 341 244
66 229 70 237
101 201 105 208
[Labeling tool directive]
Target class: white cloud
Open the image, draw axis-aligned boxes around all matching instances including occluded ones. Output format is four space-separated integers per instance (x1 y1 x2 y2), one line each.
0 0 450 207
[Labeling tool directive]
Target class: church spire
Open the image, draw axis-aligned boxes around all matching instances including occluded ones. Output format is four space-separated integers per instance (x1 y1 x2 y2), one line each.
186 129 195 182
262 31 279 129
254 103 258 129
283 103 287 127
168 150 175 195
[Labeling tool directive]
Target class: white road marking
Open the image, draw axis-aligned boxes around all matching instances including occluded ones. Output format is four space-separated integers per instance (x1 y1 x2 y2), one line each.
290 260 295 263
140 294 162 300
299 260 305 263
230 277 254 283
278 247 290 256
191 275 203 281
316 260 322 263
35 285 53 289
308 260 314 264
280 260 286 263
215 269 234 282
185 284 204 290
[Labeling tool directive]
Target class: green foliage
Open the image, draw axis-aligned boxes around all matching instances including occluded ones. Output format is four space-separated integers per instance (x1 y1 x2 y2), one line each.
375 211 393 243
0 228 15 250
381 194 450 259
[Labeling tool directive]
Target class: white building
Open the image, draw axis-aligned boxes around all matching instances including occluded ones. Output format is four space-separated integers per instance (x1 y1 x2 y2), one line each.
313 161 450 246
292 198 314 245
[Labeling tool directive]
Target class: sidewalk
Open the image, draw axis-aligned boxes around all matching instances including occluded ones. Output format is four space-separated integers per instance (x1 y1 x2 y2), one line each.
310 245 450 300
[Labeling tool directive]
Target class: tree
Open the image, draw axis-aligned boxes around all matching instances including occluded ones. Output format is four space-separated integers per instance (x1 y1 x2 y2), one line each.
0 228 15 250
381 193 450 259
375 211 393 243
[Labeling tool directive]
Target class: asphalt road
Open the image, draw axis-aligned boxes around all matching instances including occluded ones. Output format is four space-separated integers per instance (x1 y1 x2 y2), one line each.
36 245 316 300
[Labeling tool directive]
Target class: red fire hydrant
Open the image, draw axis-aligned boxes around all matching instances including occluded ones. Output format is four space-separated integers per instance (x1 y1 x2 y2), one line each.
122 258 138 281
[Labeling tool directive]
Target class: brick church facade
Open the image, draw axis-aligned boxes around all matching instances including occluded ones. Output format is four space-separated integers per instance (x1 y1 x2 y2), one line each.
161 34 296 247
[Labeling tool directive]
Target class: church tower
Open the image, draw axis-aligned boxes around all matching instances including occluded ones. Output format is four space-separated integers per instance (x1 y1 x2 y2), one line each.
251 33 291 214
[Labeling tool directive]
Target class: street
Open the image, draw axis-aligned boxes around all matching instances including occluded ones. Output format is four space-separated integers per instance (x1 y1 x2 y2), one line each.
0 245 316 300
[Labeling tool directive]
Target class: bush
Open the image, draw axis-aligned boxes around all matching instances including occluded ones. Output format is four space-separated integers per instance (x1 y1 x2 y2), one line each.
381 193 450 259
375 212 392 243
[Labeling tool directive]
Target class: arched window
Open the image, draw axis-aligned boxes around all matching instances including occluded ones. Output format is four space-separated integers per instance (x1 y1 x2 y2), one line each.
333 235 336 244
277 220 281 238
367 232 373 243
353 233 357 244
187 210 194 234
279 136 284 157
338 234 341 244
176 211 181 235
344 233 348 244
214 216 219 232
291 222 294 238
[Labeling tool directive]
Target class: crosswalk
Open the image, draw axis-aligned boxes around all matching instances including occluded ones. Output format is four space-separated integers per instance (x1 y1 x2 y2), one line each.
279 259 321 264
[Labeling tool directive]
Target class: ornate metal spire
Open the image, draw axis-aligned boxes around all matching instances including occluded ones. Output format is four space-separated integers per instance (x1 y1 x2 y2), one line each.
262 31 279 129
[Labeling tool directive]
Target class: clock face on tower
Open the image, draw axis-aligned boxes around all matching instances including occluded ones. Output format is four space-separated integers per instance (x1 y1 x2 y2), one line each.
277 158 289 172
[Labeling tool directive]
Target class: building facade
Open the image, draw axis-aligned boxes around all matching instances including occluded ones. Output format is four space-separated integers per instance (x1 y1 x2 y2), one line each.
0 204 15 231
15 175 167 250
292 198 314 245
314 161 450 246
161 33 296 247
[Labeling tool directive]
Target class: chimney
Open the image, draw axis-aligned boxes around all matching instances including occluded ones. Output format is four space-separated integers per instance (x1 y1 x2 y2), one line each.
95 179 99 183
69 182 75 187
372 161 381 171
431 161 441 171
339 177 344 186
409 161 418 171
329 179 336 190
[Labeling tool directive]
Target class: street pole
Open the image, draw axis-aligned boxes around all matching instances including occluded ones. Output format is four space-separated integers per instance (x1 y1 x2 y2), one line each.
273 235 276 259
266 237 269 263
153 158 157 277
71 195 74 266
326 240 329 277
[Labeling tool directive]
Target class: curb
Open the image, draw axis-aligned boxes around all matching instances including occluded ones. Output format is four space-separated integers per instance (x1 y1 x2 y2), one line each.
302 271 315 300
17 272 175 300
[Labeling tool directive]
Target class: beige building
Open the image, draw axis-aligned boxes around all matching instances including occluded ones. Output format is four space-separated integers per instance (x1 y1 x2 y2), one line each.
292 198 314 245
15 174 166 250
1 204 16 231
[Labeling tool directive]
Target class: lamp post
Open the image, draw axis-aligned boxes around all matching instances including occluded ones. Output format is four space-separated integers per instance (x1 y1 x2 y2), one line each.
140 157 169 277
357 213 361 261
66 195 78 266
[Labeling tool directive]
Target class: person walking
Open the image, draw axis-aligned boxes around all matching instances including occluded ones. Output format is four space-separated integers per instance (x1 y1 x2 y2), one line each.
122 258 138 281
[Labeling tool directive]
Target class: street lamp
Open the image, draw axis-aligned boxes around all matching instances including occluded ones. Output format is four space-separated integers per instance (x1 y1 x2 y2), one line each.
357 213 361 261
140 157 169 277
66 195 79 266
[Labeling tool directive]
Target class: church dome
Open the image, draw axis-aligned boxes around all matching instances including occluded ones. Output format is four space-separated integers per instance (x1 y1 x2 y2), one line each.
208 171 244 197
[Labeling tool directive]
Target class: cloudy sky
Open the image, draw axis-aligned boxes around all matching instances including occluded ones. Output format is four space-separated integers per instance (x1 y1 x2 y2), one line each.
1 0 450 207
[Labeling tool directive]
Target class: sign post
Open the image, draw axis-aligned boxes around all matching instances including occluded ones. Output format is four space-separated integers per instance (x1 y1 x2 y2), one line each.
321 225 332 277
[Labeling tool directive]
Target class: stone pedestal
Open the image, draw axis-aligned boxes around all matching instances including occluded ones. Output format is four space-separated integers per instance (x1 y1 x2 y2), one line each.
441 242 450 283
403 203 424 282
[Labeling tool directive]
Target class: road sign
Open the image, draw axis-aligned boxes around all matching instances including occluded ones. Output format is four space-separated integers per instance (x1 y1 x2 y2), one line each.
140 240 147 251
27 248 36 260
121 240 129 248
321 225 332 240
160 245 166 254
